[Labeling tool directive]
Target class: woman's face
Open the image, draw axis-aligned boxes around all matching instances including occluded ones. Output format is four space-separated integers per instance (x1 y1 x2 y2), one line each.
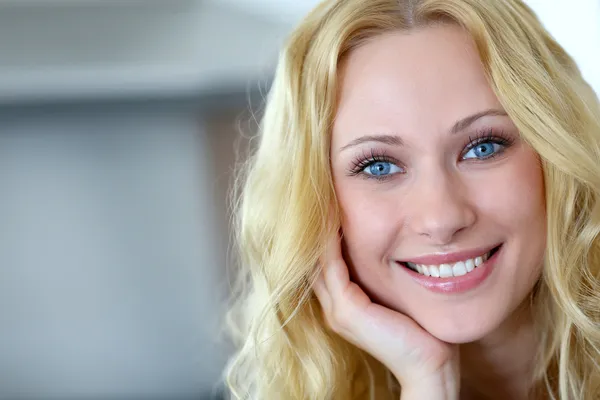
330 24 546 343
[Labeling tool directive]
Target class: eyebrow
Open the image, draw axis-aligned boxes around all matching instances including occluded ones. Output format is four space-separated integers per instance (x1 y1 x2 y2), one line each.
338 108 508 152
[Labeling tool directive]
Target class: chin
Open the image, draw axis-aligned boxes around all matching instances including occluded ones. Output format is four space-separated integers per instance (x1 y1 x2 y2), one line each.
419 317 500 344
428 327 488 344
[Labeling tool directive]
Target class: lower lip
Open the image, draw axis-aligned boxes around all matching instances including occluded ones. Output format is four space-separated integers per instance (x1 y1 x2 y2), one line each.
397 246 501 294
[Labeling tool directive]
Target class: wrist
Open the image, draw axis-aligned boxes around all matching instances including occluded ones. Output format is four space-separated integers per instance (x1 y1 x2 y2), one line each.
396 370 460 400
400 383 458 400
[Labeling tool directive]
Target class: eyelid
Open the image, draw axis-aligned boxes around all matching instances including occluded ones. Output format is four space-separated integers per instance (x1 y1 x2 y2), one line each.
346 128 514 179
460 128 514 158
347 149 404 179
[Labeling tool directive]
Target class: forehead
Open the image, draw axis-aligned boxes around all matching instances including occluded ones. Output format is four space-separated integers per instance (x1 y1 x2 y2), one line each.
333 24 503 146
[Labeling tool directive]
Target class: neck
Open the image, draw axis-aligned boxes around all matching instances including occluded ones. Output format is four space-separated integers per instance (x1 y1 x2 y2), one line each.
459 302 537 400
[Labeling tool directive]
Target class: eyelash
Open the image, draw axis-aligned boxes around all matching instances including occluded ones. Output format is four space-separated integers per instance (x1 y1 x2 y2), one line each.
348 148 400 181
461 129 514 159
347 128 515 181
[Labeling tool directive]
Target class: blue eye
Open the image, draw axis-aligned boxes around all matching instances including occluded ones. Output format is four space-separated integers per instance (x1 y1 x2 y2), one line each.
349 151 405 180
363 161 403 176
463 141 504 160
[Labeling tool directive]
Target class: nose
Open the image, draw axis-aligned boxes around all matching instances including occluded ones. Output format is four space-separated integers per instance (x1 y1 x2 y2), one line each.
405 168 476 245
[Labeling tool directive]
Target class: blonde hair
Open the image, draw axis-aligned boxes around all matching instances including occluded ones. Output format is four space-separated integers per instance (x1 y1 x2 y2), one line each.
223 0 600 398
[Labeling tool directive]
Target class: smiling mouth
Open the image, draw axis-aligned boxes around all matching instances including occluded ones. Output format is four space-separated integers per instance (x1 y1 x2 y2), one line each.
398 244 502 278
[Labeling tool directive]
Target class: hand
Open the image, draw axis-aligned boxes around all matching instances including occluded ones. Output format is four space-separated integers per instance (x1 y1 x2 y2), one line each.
313 232 460 399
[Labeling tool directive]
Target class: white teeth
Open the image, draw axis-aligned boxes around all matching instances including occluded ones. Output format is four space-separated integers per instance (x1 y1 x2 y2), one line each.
452 261 467 277
402 249 495 278
439 264 453 278
465 258 475 272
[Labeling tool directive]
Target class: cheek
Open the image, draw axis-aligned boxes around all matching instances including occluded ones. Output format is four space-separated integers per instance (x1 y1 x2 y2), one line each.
469 147 546 285
473 148 545 232
335 184 399 267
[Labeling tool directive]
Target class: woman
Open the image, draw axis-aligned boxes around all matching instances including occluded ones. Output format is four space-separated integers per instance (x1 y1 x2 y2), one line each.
224 0 600 398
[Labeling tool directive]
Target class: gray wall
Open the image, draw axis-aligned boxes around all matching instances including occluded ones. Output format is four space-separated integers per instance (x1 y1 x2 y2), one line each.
0 1 288 104
0 101 240 399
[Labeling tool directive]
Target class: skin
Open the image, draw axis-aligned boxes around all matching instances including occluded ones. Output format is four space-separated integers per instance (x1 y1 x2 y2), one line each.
321 23 547 399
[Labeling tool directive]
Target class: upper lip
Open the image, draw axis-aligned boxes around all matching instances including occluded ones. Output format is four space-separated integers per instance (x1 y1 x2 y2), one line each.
398 244 501 266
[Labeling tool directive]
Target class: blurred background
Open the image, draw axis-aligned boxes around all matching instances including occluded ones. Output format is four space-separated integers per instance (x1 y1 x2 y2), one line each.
0 1 598 399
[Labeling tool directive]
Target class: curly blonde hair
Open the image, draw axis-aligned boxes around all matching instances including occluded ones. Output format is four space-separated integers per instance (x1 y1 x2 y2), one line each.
223 0 600 398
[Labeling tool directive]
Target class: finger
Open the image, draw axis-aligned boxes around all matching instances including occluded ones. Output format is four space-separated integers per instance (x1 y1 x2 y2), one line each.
319 231 377 337
312 271 331 312
321 230 351 298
